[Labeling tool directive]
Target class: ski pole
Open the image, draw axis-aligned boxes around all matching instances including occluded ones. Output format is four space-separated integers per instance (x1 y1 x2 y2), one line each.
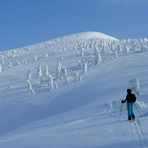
119 102 123 121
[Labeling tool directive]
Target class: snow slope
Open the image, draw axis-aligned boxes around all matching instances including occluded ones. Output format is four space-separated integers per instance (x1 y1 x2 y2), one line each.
0 32 148 148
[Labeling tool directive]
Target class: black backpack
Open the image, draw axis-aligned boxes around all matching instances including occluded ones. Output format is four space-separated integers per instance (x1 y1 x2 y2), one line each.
131 94 136 103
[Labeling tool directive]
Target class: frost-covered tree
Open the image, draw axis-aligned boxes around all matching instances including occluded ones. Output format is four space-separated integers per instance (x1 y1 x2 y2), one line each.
82 61 88 73
27 80 35 95
44 65 49 76
37 65 42 78
80 48 84 57
45 54 49 57
56 62 62 80
128 79 140 95
48 74 54 89
53 81 58 89
8 62 13 68
94 48 102 64
61 66 69 83
74 73 82 82
47 74 58 90
75 48 80 56
34 55 38 61
27 69 32 80
78 60 82 69
113 50 118 58
24 59 27 64
16 60 21 65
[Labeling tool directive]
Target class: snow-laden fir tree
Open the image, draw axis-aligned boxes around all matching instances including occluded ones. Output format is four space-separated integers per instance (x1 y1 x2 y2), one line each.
113 50 118 58
24 59 27 64
94 48 102 64
44 65 49 77
26 80 35 95
45 54 48 57
56 62 62 80
61 66 69 83
48 74 54 90
48 74 58 90
82 61 88 73
8 62 13 68
80 48 84 57
75 48 79 56
78 60 82 69
27 69 32 80
34 55 38 61
37 65 43 78
128 78 140 95
74 73 82 82
16 60 21 65
53 81 58 89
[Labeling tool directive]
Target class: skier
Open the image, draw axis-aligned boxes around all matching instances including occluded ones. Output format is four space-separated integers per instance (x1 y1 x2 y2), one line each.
121 89 136 121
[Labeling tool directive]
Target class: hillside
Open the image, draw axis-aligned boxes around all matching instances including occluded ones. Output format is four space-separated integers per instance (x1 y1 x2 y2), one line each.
0 32 148 148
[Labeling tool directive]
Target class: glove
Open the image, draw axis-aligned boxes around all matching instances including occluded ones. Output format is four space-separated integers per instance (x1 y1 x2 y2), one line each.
121 100 124 103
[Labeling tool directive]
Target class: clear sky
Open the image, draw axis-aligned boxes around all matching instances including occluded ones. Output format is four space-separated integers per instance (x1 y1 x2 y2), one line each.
0 0 148 51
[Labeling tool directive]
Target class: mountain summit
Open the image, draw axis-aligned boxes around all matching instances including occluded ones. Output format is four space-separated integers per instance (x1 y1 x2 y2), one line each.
55 31 118 42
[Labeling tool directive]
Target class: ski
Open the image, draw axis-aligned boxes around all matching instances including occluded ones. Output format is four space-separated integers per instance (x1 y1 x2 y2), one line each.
129 119 135 122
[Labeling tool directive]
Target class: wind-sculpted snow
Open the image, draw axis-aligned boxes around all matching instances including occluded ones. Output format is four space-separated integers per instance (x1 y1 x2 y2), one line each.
0 32 148 148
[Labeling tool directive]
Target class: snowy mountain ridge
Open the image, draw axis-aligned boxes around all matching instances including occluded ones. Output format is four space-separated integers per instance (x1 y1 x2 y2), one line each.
1 31 116 55
0 32 148 148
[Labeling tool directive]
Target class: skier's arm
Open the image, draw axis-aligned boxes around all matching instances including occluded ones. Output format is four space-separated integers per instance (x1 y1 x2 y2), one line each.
121 99 126 103
121 96 127 103
121 95 129 103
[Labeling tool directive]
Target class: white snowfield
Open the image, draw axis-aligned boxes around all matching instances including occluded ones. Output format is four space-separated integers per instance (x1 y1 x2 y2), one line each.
0 32 148 148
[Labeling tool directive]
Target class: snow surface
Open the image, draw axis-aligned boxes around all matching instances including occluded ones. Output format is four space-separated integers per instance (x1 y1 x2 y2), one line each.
0 32 148 148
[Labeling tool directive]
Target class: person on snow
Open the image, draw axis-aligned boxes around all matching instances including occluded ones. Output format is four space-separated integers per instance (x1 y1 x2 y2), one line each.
121 89 136 121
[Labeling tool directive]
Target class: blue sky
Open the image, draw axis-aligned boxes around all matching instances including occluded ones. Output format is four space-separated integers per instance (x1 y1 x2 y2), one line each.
0 0 148 51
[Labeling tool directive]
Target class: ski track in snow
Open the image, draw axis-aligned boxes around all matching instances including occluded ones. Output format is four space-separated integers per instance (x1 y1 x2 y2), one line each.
130 118 148 148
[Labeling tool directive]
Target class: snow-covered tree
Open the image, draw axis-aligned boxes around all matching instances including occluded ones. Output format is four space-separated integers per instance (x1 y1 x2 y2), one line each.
37 65 43 78
82 61 88 73
27 80 35 95
61 66 69 83
44 65 49 76
80 48 84 57
74 73 82 82
128 79 140 95
94 48 102 64
24 59 27 64
27 69 32 80
34 55 38 61
8 62 13 68
16 60 21 65
78 60 82 69
47 74 58 90
45 54 49 57
56 62 62 80
113 50 118 58
48 74 54 90
53 81 58 89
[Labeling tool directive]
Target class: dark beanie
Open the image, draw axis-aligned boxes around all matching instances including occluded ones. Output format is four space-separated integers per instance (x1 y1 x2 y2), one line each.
127 89 131 93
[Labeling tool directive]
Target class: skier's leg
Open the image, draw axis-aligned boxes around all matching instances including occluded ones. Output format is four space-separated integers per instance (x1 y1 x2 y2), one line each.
127 103 132 120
